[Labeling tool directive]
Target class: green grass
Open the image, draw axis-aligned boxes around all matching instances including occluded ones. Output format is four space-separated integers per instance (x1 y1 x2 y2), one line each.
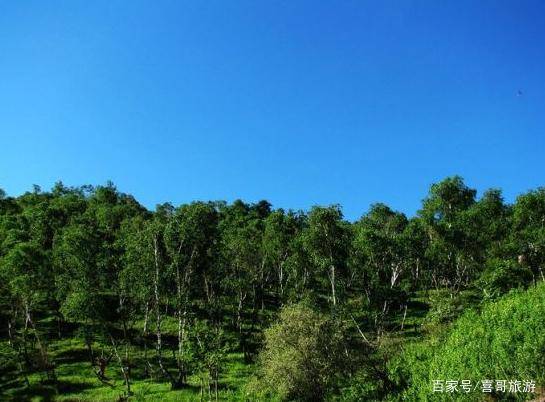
0 292 466 401
1 333 255 401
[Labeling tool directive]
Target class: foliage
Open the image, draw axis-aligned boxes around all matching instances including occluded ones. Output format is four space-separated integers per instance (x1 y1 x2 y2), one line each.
476 258 534 300
391 282 545 401
1 178 545 400
250 303 353 401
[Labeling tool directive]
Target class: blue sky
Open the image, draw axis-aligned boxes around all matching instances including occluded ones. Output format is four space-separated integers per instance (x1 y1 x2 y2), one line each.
1 1 544 220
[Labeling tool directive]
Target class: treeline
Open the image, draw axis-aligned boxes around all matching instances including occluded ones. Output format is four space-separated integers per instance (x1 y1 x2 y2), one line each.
0 176 544 400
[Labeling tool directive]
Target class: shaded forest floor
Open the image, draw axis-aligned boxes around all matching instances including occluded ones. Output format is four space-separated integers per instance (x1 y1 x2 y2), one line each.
1 341 253 401
1 291 471 401
0 316 256 402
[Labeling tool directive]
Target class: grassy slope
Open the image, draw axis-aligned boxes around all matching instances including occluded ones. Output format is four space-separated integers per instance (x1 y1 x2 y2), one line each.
0 290 488 401
2 342 253 401
0 315 255 402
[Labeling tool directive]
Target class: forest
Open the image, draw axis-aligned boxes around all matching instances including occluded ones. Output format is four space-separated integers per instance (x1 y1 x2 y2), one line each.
0 176 544 401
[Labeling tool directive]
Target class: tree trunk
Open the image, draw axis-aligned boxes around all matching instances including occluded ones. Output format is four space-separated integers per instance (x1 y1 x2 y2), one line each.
153 236 166 377
400 304 408 330
279 261 284 298
237 290 244 333
214 368 219 401
142 301 153 378
260 259 266 311
153 234 176 385
25 302 56 383
329 265 337 306
237 289 247 359
110 334 132 397
175 262 185 384
7 315 30 387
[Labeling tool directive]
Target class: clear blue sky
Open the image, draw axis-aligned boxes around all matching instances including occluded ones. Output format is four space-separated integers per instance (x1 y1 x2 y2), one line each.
1 1 544 220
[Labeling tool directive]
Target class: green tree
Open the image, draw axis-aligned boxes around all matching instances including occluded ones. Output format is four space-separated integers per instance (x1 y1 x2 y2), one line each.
419 176 477 290
189 319 230 401
2 241 56 382
351 204 410 330
219 201 264 360
164 202 218 386
510 188 545 283
303 205 350 307
262 209 302 303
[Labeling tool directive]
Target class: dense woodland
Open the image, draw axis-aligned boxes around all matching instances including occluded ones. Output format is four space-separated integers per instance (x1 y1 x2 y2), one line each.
1 176 544 401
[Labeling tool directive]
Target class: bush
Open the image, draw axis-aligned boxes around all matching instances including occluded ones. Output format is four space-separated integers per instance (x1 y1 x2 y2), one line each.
422 290 464 332
249 303 351 401
390 282 545 401
476 258 533 300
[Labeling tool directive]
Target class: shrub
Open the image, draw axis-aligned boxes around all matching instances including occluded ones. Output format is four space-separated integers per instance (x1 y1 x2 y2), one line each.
390 282 545 401
476 258 533 300
422 290 464 333
249 303 351 401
